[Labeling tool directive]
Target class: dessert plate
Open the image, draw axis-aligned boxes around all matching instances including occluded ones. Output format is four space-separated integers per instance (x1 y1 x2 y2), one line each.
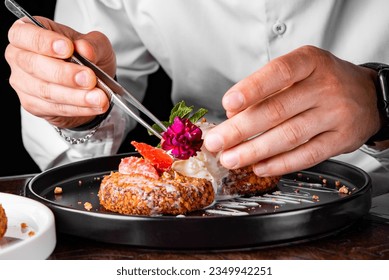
26 153 371 250
0 192 56 259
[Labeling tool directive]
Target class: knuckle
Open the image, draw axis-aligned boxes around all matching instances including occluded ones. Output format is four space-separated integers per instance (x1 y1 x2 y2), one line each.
230 122 245 141
4 44 14 64
5 45 34 74
38 81 52 101
300 146 324 167
12 50 36 75
238 136 271 167
53 62 79 86
8 73 18 90
280 158 293 175
279 122 306 147
264 156 295 176
298 45 325 61
271 59 292 84
248 72 266 97
23 52 37 75
31 29 50 54
52 103 68 116
22 98 34 111
251 142 270 163
299 45 319 55
52 65 66 84
263 97 287 124
331 103 356 131
323 72 343 93
52 101 87 117
7 22 21 44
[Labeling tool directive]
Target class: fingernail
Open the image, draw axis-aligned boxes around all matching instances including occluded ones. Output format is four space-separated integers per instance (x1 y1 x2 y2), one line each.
253 164 268 177
204 133 224 152
75 71 89 87
220 152 239 169
85 91 101 106
52 40 68 56
223 91 244 111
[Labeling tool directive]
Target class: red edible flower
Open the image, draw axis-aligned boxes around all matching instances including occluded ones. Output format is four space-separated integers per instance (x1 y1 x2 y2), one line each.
161 116 203 160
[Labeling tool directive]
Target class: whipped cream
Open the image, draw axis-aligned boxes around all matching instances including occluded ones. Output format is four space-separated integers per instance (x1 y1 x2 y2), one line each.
171 122 229 194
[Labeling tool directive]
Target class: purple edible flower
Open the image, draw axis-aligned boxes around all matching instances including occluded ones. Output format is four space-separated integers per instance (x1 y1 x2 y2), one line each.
161 116 203 160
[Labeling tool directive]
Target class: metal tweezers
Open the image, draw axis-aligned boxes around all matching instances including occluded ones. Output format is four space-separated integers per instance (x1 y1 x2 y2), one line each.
5 0 167 139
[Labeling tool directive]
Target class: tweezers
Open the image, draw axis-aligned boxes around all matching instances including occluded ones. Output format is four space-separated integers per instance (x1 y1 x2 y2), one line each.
5 0 167 139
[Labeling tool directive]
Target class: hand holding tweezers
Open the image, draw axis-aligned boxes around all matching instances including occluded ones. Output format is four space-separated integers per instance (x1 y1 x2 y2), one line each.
5 0 167 139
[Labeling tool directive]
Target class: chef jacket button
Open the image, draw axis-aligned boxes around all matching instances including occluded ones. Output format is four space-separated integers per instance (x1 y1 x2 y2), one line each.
272 22 287 35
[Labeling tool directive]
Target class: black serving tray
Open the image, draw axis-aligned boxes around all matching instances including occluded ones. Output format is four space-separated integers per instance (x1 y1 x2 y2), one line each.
26 153 371 250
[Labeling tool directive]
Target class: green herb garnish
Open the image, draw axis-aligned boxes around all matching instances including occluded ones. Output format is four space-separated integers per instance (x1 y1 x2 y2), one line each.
149 100 208 135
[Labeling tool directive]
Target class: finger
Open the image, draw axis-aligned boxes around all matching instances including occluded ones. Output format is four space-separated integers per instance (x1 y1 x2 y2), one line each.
74 32 117 77
204 79 318 152
251 131 348 177
20 89 101 128
18 87 107 119
223 46 321 115
8 19 74 59
9 68 109 115
218 107 334 169
6 44 97 89
35 18 116 75
74 32 113 62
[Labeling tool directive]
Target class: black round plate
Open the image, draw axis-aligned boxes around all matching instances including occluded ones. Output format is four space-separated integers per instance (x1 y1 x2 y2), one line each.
26 153 371 250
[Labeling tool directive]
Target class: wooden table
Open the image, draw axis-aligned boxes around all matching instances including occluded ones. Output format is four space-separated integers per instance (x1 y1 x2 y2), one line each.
1 174 389 260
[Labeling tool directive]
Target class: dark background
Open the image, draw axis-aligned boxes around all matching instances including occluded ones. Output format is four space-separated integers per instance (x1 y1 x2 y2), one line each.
0 0 172 176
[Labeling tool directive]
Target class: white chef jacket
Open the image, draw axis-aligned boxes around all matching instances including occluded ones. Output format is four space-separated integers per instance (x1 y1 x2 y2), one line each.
21 0 389 195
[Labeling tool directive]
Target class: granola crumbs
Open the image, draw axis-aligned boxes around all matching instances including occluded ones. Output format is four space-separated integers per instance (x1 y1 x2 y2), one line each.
20 222 28 233
84 202 93 211
339 185 350 194
54 186 63 195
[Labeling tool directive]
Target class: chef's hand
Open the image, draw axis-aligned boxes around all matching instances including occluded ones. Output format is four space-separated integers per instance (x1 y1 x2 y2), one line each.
5 17 115 129
204 45 381 176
